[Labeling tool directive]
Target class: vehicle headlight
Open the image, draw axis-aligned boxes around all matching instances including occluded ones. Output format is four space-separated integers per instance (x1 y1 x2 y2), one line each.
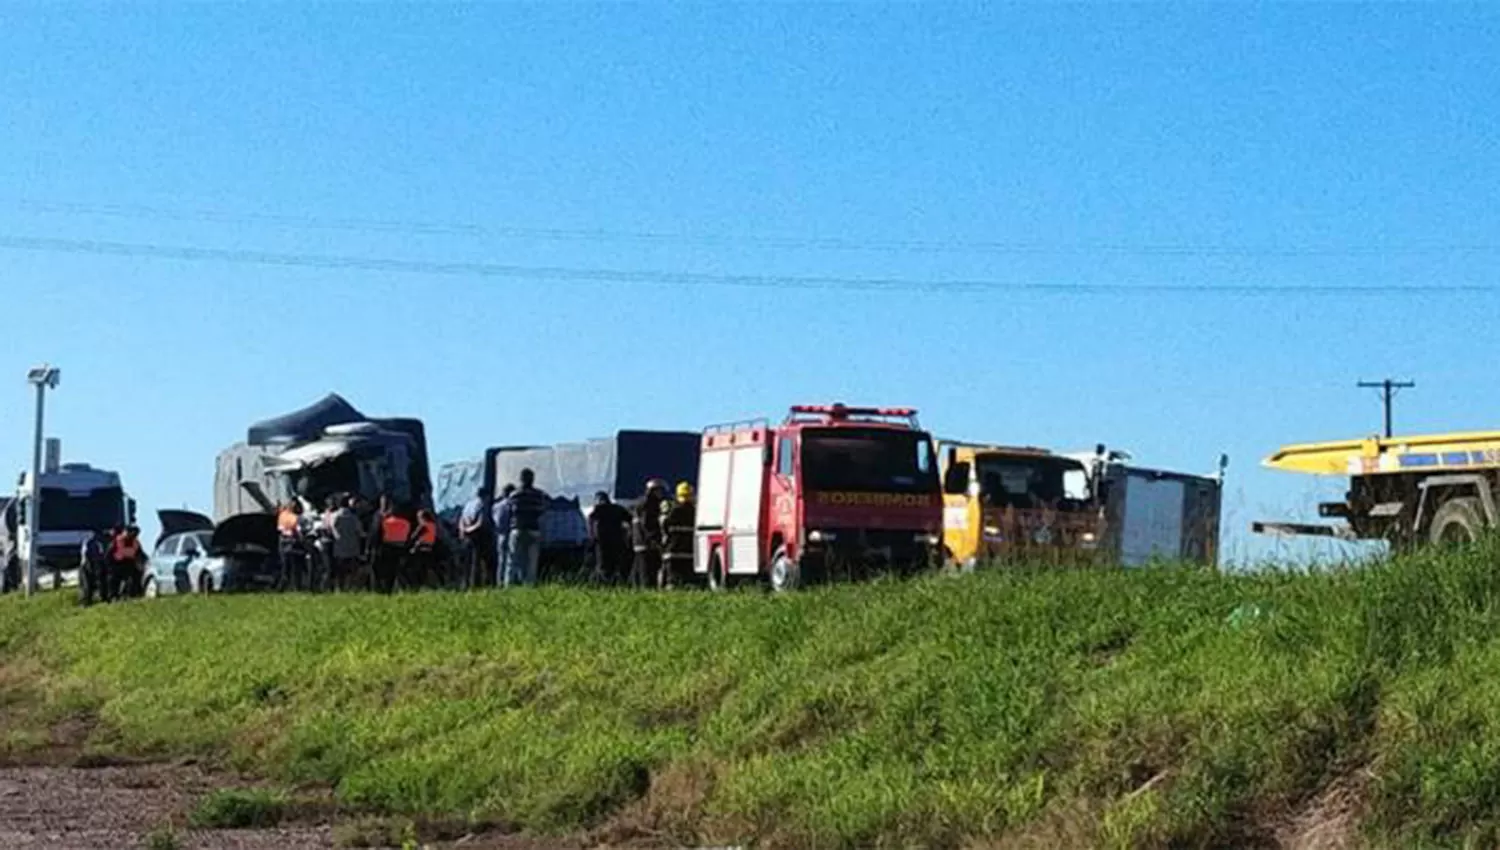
808 530 838 543
913 533 940 545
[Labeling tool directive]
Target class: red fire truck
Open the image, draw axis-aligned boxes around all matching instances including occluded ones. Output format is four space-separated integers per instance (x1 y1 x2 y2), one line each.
693 404 944 591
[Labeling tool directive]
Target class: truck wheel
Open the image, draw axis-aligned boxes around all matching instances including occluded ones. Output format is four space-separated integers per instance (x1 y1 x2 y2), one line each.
769 547 800 593
1430 496 1485 547
706 551 728 592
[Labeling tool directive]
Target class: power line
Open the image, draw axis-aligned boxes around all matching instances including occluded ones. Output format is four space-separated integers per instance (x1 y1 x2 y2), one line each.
13 198 1500 259
1 233 1495 296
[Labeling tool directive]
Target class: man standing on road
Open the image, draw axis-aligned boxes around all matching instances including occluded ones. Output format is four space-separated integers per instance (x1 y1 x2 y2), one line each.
369 494 411 594
328 495 364 591
459 486 493 589
492 483 515 587
108 526 146 599
631 479 667 590
504 470 547 588
78 527 110 606
661 482 696 589
588 491 633 585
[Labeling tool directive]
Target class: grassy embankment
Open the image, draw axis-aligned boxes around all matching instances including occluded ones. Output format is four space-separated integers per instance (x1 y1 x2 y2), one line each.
3 542 1500 848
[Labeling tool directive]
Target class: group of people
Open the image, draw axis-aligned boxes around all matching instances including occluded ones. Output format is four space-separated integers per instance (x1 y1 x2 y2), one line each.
457 471 697 589
275 493 444 593
78 524 147 605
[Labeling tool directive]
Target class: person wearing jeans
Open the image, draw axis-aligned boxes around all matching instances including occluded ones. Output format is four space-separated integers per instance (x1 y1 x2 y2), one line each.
492 483 515 588
503 469 548 587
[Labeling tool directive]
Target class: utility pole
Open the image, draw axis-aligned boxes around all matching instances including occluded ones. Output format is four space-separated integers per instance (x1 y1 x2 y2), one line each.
23 365 60 599
1357 378 1414 439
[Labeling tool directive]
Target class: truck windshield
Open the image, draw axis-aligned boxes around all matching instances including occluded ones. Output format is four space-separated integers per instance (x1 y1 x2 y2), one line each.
286 447 413 509
801 428 938 493
975 456 1087 510
38 487 125 531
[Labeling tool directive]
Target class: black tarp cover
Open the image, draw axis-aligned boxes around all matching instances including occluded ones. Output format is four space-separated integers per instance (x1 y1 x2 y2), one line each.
246 394 365 445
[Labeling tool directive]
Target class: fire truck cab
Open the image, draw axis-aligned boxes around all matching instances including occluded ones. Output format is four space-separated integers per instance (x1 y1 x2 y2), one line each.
693 403 944 592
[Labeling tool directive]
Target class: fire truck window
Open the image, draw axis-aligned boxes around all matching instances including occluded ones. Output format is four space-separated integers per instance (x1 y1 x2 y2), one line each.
777 437 795 478
916 440 932 474
801 429 937 493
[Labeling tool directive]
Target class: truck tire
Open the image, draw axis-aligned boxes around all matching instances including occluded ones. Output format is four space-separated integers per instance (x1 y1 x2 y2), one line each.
1429 496 1485 547
769 547 800 593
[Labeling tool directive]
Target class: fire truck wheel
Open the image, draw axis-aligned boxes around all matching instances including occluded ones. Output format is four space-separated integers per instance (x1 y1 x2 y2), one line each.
1430 496 1484 547
769 548 800 593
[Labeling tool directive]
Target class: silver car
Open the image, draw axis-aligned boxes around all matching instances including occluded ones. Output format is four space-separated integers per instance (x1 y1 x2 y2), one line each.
145 510 280 596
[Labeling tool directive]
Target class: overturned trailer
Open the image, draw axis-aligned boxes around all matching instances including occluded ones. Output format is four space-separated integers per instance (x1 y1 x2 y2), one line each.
214 393 433 522
435 430 701 578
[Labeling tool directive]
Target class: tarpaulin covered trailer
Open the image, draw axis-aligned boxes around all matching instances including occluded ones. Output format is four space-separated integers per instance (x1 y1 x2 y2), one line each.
436 431 702 517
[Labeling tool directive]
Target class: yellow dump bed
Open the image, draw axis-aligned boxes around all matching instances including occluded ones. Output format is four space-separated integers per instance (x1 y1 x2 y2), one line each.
1265 431 1500 476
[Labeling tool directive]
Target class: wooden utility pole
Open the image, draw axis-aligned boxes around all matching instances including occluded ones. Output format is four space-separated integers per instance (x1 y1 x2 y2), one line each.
1357 378 1415 438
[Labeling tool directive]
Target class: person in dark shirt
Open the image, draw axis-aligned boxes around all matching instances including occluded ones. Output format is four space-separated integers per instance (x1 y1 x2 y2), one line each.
588 491 633 585
504 469 548 587
631 479 667 590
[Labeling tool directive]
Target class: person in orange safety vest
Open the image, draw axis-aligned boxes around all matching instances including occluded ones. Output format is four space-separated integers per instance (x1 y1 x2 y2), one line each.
368 494 412 595
407 509 441 590
107 525 146 600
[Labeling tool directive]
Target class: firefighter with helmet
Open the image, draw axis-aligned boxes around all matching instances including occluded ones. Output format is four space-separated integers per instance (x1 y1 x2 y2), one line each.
661 481 696 589
631 479 668 589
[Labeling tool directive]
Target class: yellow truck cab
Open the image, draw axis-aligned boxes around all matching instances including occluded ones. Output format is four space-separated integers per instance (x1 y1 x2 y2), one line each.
939 441 1226 569
936 441 1101 569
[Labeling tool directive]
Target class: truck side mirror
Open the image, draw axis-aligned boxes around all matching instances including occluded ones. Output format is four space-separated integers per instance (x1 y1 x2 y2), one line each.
943 462 971 495
762 442 773 467
127 499 138 524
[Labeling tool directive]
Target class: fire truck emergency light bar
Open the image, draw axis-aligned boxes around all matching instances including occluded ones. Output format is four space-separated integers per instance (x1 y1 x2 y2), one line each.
784 403 922 428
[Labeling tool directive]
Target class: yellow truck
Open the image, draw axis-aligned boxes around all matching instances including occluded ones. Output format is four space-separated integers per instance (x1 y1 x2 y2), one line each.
937 441 1225 569
1256 430 1500 547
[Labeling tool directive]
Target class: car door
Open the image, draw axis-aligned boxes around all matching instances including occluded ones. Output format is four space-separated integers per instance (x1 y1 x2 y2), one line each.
181 532 214 592
149 535 184 595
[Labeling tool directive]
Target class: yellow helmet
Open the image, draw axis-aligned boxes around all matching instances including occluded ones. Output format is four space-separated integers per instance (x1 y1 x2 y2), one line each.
676 481 694 502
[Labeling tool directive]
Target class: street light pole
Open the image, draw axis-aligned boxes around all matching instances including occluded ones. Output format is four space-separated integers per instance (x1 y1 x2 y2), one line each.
23 365 60 599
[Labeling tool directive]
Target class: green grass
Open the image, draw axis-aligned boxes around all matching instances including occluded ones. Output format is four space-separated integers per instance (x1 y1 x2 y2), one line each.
142 825 181 850
188 788 291 829
4 541 1500 847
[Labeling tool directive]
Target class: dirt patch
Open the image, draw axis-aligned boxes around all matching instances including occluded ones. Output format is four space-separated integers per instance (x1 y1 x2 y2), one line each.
0 761 586 849
1275 768 1372 850
0 762 330 849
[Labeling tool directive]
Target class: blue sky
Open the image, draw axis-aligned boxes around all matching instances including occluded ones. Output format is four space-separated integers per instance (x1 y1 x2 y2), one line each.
1 4 1497 563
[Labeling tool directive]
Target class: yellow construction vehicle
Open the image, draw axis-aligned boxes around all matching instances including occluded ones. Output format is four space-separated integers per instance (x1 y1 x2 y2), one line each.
1255 430 1500 547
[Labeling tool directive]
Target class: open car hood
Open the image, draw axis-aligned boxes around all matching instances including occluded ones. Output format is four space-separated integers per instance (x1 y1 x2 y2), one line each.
157 509 214 549
209 513 278 554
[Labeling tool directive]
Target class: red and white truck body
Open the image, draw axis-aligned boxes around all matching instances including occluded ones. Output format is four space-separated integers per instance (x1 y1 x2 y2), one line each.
693 404 943 590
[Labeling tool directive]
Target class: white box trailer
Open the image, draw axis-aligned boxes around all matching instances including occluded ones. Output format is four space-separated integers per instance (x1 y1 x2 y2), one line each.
1064 451 1226 568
